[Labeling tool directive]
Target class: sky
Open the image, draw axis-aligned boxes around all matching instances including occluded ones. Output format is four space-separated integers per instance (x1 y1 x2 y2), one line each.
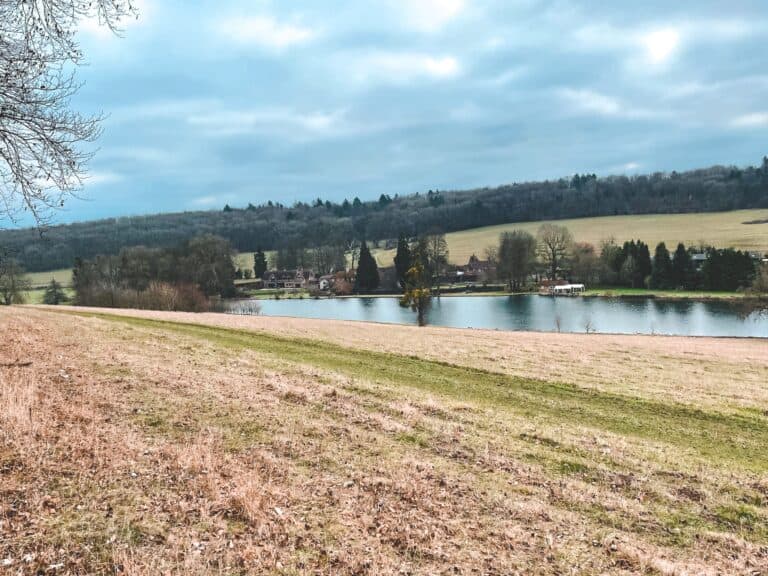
61 0 768 223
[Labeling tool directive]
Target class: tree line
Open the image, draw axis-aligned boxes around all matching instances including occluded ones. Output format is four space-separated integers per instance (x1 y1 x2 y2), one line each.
2 158 768 272
489 225 761 292
71 235 236 311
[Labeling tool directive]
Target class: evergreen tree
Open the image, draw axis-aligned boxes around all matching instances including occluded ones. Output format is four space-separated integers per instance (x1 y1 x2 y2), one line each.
355 241 379 292
701 248 755 291
672 243 692 288
253 248 268 278
650 242 673 289
393 234 412 289
636 241 652 287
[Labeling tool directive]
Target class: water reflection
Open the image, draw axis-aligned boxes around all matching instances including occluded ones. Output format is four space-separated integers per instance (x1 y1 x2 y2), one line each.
238 295 768 338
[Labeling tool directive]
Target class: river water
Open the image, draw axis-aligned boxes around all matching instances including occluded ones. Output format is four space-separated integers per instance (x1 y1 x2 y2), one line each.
229 295 768 338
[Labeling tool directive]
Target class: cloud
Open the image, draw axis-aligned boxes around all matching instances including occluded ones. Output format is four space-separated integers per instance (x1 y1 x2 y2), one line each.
187 107 347 139
558 89 658 119
449 102 485 122
108 99 218 124
730 112 768 128
84 171 123 187
191 195 234 207
396 0 466 32
573 18 765 73
99 146 174 166
216 15 316 50
641 28 680 65
350 52 461 85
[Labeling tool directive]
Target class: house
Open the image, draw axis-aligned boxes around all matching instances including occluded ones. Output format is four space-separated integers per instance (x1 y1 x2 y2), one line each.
466 254 495 274
263 267 316 289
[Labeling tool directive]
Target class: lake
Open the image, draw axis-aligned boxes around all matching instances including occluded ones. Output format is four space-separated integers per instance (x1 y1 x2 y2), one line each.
227 295 768 338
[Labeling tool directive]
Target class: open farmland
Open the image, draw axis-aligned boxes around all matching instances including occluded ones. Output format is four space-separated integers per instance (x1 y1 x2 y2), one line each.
25 268 73 289
370 209 768 266
1 306 767 574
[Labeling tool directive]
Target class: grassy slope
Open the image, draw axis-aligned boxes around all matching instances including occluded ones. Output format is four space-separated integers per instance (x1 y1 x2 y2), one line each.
370 209 768 266
67 311 768 471
2 307 766 574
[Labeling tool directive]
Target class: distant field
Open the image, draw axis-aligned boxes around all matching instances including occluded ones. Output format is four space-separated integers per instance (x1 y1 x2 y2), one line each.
22 287 75 304
28 210 767 279
371 209 768 267
26 268 73 288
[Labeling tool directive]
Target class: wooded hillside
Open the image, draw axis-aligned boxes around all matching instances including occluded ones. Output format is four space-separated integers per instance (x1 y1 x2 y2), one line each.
2 159 767 271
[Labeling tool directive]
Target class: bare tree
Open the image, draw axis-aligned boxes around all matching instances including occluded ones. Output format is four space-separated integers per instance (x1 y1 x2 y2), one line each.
497 230 536 291
537 224 573 280
423 233 449 292
0 0 136 225
0 255 31 304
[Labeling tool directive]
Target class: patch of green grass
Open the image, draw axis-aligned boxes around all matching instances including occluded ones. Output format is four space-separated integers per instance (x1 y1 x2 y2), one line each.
584 287 746 300
55 310 768 472
26 268 73 289
396 432 430 448
713 504 766 536
557 460 590 475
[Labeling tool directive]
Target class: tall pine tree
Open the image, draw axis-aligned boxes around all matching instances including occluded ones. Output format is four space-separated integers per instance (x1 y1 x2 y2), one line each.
393 234 412 289
355 241 380 293
650 242 673 289
253 248 268 278
672 243 692 289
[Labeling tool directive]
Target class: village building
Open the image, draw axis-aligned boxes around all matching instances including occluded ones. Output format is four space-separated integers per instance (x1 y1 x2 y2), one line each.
263 267 317 289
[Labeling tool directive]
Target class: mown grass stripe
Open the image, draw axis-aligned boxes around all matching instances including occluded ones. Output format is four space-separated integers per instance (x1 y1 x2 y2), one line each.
54 309 768 472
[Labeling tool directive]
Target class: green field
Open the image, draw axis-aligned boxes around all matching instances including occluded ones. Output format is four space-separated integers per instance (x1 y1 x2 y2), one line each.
370 209 768 267
26 268 73 289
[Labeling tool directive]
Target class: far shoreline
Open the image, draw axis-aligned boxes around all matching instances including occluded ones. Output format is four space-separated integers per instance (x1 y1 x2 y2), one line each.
239 288 767 304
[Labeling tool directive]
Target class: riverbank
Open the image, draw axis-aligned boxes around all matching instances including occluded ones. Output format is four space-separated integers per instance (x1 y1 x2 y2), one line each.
3 306 766 573
582 287 762 300
242 286 765 303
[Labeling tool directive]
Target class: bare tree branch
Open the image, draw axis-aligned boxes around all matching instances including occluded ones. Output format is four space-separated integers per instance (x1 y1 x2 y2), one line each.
0 0 136 227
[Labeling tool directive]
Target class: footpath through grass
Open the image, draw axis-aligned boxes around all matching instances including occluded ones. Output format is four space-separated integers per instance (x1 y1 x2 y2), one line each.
61 310 768 473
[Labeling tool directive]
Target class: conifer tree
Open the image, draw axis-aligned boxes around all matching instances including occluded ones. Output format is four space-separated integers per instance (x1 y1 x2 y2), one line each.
355 241 380 292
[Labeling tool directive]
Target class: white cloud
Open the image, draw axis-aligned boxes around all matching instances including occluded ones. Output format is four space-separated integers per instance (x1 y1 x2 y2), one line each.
84 171 123 187
641 28 680 65
573 18 766 74
217 15 316 50
99 146 173 166
559 89 620 116
191 194 234 208
396 0 466 33
730 112 768 128
558 89 658 119
486 66 527 87
350 52 461 85
187 107 346 139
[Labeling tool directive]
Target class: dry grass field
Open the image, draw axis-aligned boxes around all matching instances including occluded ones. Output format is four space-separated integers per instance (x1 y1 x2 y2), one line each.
370 209 768 266
2 306 767 574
